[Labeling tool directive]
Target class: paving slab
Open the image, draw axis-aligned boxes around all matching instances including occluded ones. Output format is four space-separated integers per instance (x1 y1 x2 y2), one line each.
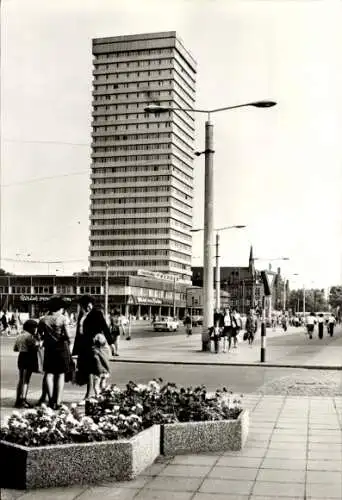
223 447 266 457
265 448 306 459
143 476 202 492
208 466 258 480
169 455 219 466
76 487 139 500
261 458 306 470
256 468 305 482
158 465 213 477
307 460 342 471
305 482 342 498
306 470 342 483
199 478 254 495
134 491 194 500
216 456 263 468
15 487 89 500
193 494 249 500
251 480 305 497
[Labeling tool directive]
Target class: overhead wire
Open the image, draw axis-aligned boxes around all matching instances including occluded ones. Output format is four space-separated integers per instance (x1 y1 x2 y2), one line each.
1 170 90 187
2 257 87 264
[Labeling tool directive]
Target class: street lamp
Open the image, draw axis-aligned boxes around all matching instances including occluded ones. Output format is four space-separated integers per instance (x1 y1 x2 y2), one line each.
191 225 246 312
145 100 276 351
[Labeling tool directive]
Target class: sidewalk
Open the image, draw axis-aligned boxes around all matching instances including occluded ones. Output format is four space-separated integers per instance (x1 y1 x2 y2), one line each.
2 394 341 500
112 326 342 369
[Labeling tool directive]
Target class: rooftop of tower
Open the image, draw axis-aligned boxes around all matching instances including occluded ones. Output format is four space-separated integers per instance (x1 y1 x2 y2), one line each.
92 31 197 69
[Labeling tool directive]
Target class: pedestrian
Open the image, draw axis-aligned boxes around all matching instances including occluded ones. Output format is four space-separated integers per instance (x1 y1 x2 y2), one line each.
221 308 232 353
245 310 257 345
37 297 73 409
281 314 288 332
0 311 9 334
327 314 336 336
13 319 40 408
209 325 221 353
92 333 111 397
72 295 115 405
229 308 242 350
213 309 224 353
109 309 120 356
306 312 316 339
317 313 324 339
183 312 192 336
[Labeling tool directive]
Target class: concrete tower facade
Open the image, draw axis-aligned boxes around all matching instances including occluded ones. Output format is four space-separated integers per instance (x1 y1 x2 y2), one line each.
89 32 196 281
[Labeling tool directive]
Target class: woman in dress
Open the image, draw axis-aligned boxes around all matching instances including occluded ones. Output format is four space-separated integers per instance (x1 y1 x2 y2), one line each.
72 295 115 404
37 296 72 409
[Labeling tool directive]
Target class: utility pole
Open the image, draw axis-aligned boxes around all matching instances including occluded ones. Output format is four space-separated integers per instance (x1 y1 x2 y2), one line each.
172 275 177 318
104 263 109 322
260 296 266 362
202 119 214 351
215 232 220 312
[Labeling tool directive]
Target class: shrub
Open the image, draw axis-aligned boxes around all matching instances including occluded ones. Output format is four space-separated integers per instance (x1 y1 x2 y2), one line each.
86 379 242 426
0 404 143 447
1 380 243 447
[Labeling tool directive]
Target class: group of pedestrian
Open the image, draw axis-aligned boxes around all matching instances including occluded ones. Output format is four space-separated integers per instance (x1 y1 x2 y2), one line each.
210 308 251 353
1 311 21 335
306 312 336 339
13 295 117 409
183 307 259 353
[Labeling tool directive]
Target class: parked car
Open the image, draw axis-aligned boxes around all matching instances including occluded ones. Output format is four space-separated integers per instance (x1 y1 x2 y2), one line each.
153 317 179 332
191 315 203 326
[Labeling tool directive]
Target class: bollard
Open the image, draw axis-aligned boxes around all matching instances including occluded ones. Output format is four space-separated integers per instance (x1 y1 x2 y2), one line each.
260 320 266 362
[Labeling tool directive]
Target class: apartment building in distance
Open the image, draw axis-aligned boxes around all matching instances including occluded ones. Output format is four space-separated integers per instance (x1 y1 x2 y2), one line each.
90 32 197 282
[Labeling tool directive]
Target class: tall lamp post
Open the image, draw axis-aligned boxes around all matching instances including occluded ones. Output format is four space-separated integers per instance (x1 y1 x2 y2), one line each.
145 99 276 351
191 225 246 312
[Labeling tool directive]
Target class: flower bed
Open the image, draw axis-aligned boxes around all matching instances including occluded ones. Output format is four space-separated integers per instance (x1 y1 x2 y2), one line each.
0 404 160 489
161 409 249 455
86 380 248 455
86 380 243 426
0 380 247 489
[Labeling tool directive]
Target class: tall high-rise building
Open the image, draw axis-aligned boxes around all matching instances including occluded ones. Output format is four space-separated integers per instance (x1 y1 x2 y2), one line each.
89 32 196 281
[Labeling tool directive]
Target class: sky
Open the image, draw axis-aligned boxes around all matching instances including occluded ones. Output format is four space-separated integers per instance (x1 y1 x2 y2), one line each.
1 0 341 289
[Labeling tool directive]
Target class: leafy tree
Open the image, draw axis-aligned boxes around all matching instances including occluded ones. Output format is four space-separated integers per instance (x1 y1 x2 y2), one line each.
287 288 328 313
0 268 13 276
329 286 342 310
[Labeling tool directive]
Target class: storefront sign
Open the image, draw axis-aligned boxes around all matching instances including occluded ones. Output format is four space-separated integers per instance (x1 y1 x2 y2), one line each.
135 296 163 305
19 295 73 303
136 269 190 285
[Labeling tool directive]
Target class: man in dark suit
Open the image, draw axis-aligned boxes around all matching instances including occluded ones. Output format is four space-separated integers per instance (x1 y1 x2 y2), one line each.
72 295 115 404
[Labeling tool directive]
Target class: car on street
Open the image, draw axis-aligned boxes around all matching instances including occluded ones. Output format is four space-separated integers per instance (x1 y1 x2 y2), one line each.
153 316 179 332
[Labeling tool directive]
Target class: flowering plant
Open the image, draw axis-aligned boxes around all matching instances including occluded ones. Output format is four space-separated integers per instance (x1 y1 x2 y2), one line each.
1 380 243 447
86 379 243 426
0 403 143 447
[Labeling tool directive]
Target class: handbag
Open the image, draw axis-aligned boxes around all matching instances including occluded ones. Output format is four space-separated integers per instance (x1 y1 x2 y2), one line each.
243 331 248 341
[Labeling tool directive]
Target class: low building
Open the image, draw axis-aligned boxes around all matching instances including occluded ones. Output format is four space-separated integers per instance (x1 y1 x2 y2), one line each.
185 286 230 315
192 246 284 314
0 273 189 319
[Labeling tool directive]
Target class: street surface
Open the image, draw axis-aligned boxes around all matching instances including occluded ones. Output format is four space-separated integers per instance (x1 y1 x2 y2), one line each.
1 324 341 411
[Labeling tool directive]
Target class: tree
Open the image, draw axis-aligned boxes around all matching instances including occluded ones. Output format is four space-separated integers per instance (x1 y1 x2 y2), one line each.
0 268 13 276
287 288 328 313
329 286 342 310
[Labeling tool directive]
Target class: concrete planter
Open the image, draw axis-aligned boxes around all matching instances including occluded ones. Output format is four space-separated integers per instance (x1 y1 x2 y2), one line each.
161 409 249 456
0 424 160 490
